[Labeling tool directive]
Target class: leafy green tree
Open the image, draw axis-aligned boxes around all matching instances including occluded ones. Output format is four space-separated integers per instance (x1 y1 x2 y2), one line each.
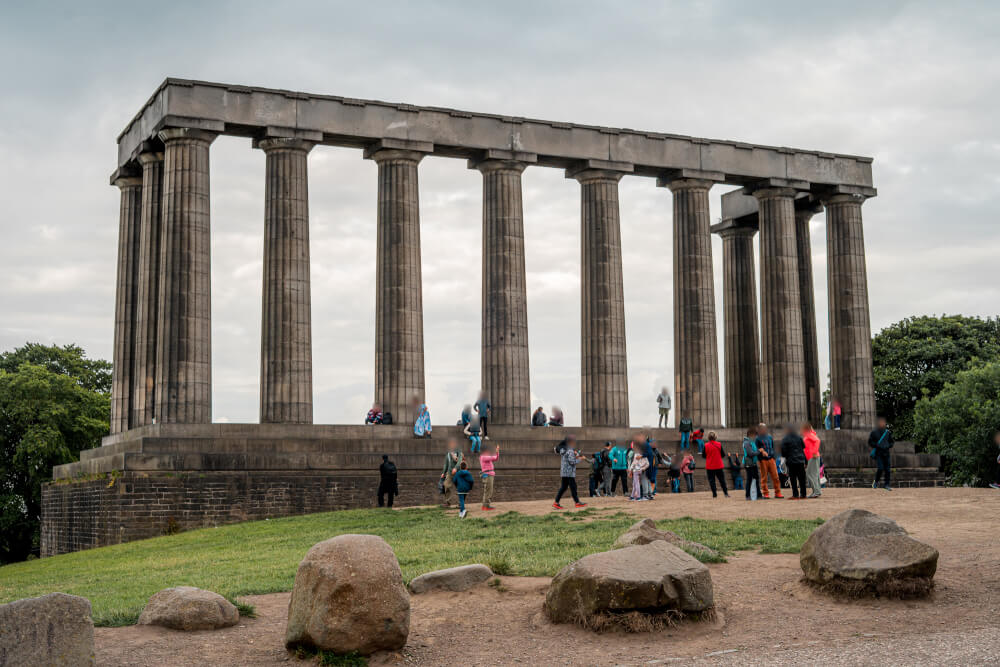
872 315 1000 440
913 361 1000 486
0 344 110 563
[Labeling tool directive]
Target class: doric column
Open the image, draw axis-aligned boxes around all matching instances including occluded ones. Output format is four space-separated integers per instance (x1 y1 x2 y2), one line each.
130 150 164 427
473 153 534 425
110 171 143 433
715 222 761 428
365 141 430 425
754 187 808 425
664 177 722 427
154 128 216 424
795 203 823 426
256 137 315 424
825 192 876 428
572 167 629 427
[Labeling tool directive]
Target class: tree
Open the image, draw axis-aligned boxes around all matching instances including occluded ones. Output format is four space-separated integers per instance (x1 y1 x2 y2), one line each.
872 315 1000 440
0 344 110 563
913 361 1000 486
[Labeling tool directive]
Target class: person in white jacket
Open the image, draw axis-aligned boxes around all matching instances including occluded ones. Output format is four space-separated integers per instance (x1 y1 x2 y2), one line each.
656 387 672 428
628 447 649 501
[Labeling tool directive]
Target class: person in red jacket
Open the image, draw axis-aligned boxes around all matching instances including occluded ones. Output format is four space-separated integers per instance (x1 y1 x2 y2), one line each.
802 422 822 498
702 431 730 498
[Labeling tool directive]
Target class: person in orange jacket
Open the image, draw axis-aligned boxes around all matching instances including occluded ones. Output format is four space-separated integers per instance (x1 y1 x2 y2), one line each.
802 422 822 498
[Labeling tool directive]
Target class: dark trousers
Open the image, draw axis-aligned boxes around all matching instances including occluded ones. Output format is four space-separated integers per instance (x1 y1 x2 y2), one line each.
706 468 728 497
555 476 580 504
611 469 628 494
874 451 891 486
377 482 395 508
788 461 807 498
588 475 599 497
730 469 743 489
744 465 759 499
480 415 488 437
683 472 694 492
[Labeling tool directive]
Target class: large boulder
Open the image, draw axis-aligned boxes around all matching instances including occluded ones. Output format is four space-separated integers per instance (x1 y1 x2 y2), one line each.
545 540 714 626
613 518 720 560
0 592 95 666
409 564 494 594
285 534 410 655
800 509 938 596
138 586 239 631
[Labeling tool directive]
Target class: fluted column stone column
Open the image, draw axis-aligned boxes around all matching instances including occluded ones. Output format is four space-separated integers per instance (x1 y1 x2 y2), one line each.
754 187 808 426
717 223 761 428
795 205 822 425
665 178 722 427
257 137 315 424
366 143 429 425
110 172 143 433
573 168 629 427
154 128 216 424
825 193 876 428
475 156 532 425
131 150 164 427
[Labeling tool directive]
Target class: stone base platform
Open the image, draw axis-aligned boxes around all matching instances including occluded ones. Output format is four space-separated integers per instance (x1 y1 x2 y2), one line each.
41 424 942 556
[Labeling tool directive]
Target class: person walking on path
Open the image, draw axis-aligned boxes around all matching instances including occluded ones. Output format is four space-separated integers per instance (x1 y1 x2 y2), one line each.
553 435 588 509
440 439 464 507
599 442 614 496
609 441 629 496
479 444 499 510
703 432 730 498
377 454 398 507
727 452 743 490
781 424 808 499
869 416 895 490
802 422 823 498
657 387 672 428
680 452 696 492
741 428 759 500
453 461 475 518
628 445 650 501
532 406 547 427
679 416 693 450
414 396 432 438
756 423 783 499
474 390 492 439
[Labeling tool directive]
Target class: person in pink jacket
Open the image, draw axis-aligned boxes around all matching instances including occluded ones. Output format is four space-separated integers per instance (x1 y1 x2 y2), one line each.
802 422 822 498
479 444 500 511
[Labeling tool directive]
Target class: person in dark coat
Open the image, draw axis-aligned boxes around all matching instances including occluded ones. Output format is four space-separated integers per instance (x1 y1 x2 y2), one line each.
780 424 808 499
869 416 895 490
378 454 398 508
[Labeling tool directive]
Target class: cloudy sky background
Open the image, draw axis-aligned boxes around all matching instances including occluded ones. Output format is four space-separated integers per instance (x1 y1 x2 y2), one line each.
1 1 997 426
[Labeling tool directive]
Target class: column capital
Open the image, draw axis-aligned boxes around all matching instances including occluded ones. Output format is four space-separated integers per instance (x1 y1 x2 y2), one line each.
468 149 537 173
711 219 757 239
254 137 316 153
660 177 717 192
158 127 218 144
113 174 143 190
656 168 724 190
363 138 433 162
750 186 798 201
565 159 632 182
137 151 164 165
821 192 870 206
815 183 877 204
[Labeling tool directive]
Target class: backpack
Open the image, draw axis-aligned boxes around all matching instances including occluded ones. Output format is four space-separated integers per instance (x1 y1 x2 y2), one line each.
383 462 397 476
554 440 567 455
382 411 393 425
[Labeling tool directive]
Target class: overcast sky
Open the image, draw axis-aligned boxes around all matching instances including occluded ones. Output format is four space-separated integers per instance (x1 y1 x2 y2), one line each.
1 1 997 427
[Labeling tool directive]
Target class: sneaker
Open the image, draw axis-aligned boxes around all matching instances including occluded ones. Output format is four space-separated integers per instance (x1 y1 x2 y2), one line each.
575 502 587 508
775 493 785 499
990 483 1000 489
724 493 730 498
884 485 893 491
459 509 467 518
552 503 563 510
482 506 495 511
872 480 878 489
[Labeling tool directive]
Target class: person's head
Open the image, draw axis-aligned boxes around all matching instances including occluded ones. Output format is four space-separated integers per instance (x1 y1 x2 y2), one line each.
382 454 388 462
877 416 888 429
463 403 472 413
478 389 486 400
372 401 380 410
708 431 717 441
661 386 668 394
604 441 612 451
565 434 576 447
447 438 458 452
460 461 468 470
746 427 756 438
535 406 543 413
758 422 768 435
784 422 797 435
801 422 813 434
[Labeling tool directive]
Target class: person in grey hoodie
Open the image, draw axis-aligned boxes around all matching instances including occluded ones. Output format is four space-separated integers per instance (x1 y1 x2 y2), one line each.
553 435 589 509
439 439 464 507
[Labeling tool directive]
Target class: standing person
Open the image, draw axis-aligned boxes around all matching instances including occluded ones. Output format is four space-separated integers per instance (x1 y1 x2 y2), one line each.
532 406 547 427
414 396 432 438
781 424 808 499
628 444 650 501
548 406 564 427
377 454 398 508
609 441 629 496
656 387 672 428
742 428 760 500
678 416 693 450
680 452 696 492
366 402 383 425
756 424 783 499
824 399 832 430
599 442 614 496
474 390 492 439
727 452 743 490
463 413 482 453
642 434 658 497
553 435 588 509
832 399 842 430
668 456 681 493
703 432 730 498
439 439 464 507
453 461 475 518
869 416 895 491
588 450 603 497
479 444 499 511
802 422 823 498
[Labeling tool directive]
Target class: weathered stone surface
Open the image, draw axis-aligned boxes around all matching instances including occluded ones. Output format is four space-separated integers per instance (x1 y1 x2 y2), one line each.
800 509 938 594
131 150 163 427
110 174 142 434
286 534 410 655
795 205 823 425
0 592 95 666
613 518 719 560
409 564 494 594
138 586 239 631
545 540 714 624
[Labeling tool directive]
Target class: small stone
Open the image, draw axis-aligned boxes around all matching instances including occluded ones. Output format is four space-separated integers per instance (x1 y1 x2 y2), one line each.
409 564 494 594
138 586 239 631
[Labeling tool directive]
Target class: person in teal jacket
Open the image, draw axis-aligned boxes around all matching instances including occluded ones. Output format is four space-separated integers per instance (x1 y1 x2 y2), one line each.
453 461 475 518
609 441 629 497
741 427 760 501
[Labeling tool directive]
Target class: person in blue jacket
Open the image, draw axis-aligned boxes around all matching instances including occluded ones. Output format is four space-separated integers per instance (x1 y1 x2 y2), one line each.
454 461 476 518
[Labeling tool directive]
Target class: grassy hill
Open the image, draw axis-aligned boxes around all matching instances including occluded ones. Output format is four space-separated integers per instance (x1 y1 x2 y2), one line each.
0 506 820 626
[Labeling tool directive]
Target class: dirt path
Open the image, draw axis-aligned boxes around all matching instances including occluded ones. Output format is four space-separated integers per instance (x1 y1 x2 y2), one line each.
95 488 1000 665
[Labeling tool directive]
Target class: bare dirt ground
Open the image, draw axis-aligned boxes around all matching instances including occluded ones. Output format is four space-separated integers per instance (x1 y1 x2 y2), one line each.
96 488 1000 666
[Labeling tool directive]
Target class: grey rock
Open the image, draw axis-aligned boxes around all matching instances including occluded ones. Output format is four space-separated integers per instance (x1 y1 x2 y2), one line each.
138 586 239 631
0 592 95 666
613 518 720 560
409 564 494 594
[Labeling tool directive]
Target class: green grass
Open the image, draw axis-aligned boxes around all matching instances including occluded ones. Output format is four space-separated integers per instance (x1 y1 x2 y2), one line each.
0 507 821 626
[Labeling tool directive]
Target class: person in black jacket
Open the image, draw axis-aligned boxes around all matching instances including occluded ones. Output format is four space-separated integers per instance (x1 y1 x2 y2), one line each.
780 424 808 499
869 416 895 491
378 454 398 508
